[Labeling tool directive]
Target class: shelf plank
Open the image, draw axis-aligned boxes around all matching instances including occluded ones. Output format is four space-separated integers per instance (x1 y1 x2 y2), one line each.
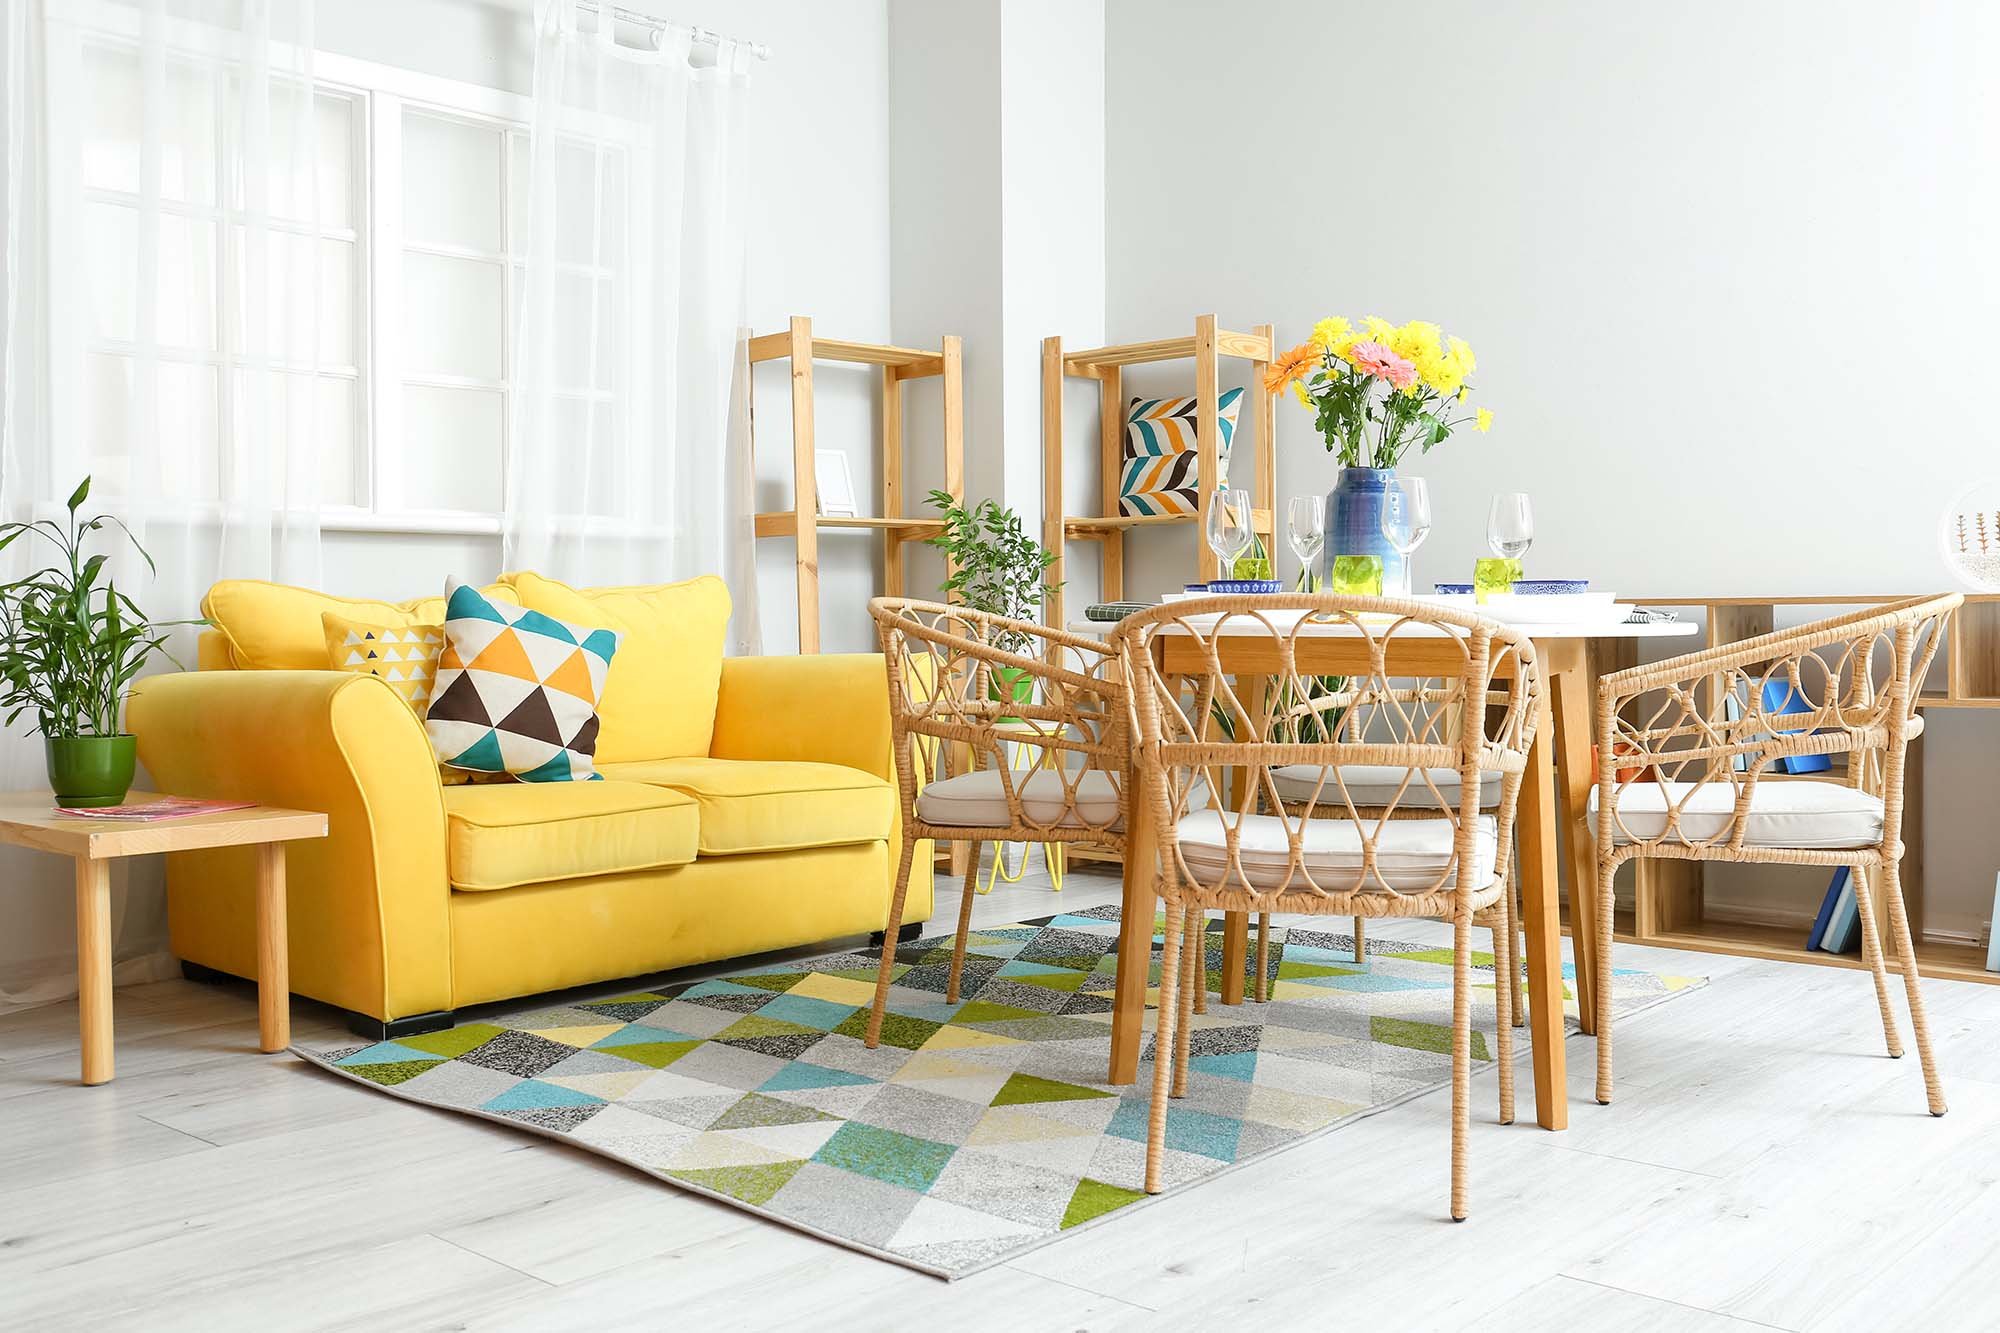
747 332 943 370
1063 328 1271 373
1639 916 1999 986
1064 509 1273 538
754 512 945 538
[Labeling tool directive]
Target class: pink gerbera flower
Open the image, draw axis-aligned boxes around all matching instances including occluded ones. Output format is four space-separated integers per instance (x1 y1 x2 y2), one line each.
1348 340 1417 390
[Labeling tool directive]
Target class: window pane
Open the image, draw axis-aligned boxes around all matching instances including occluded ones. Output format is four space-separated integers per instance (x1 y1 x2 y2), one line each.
230 371 357 506
80 42 217 204
402 252 503 380
506 131 528 256
232 231 357 367
82 355 220 501
402 110 502 253
225 79 354 228
547 271 618 393
552 139 627 268
547 394 622 516
86 204 217 351
317 377 361 507
402 385 502 512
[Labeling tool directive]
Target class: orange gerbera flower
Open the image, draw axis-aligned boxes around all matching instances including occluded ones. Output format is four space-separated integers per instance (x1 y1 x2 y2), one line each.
1264 341 1319 394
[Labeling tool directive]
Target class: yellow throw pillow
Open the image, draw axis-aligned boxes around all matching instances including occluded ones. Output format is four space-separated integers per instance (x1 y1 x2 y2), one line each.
322 612 444 717
204 579 521 670
499 571 730 764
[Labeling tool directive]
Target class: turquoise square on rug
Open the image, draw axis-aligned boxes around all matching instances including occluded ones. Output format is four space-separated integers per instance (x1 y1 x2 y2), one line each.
295 906 1705 1279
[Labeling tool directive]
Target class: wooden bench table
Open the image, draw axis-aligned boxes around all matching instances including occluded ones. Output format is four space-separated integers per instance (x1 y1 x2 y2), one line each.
0 793 327 1085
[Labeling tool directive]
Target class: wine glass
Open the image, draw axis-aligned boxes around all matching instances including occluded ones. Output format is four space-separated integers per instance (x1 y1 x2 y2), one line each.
1379 477 1432 596
1287 494 1325 588
1206 487 1252 582
1488 491 1535 560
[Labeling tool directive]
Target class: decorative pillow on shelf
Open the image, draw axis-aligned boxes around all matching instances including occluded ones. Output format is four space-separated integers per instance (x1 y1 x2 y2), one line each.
425 581 622 784
1118 386 1245 518
322 613 444 717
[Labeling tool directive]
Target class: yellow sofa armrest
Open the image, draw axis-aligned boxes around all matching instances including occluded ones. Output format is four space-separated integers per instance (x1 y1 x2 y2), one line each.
127 670 453 1022
709 653 894 779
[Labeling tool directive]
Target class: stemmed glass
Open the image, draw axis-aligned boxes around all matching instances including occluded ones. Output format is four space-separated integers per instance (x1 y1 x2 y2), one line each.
1488 492 1535 560
1379 477 1432 596
1205 488 1252 583
1287 495 1325 589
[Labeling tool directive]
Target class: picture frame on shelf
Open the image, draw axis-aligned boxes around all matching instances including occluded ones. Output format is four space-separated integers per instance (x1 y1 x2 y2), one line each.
814 450 858 518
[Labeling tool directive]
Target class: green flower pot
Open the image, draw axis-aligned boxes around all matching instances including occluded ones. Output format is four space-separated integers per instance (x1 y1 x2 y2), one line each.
46 735 137 808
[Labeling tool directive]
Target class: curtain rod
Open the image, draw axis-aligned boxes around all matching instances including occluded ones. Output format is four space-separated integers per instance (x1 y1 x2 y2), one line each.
573 2 772 61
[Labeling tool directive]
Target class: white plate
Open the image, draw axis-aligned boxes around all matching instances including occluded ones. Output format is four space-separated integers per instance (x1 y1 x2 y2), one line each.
1483 594 1627 625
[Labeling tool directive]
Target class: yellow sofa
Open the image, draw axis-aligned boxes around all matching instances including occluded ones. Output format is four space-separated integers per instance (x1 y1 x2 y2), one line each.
126 572 932 1038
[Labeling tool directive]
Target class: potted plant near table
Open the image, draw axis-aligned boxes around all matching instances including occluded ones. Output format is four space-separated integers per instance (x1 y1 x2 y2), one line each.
1265 316 1493 592
0 478 188 807
924 488 1060 708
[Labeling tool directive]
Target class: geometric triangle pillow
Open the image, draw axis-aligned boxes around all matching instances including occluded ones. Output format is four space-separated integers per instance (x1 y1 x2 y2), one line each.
322 611 445 718
424 579 621 784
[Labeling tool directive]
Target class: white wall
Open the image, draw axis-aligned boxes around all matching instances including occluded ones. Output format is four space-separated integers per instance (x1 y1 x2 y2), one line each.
1102 0 2000 937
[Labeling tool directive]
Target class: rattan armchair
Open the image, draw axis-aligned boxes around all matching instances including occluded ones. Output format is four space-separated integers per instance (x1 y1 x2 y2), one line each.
1591 593 1960 1115
1114 594 1542 1219
865 598 1127 1049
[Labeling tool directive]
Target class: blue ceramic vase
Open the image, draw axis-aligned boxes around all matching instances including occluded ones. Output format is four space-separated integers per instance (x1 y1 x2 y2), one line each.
1322 466 1404 593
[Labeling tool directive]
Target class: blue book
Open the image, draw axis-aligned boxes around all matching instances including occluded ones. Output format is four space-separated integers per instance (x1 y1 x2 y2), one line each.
1762 678 1832 774
1821 869 1859 954
1806 867 1846 952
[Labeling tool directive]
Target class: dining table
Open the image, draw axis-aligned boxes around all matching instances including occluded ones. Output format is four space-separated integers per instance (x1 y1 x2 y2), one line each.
1071 609 1698 1131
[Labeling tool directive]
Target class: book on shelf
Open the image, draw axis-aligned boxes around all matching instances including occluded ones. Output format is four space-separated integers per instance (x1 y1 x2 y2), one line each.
1806 866 1845 952
1761 677 1833 775
1819 868 1860 954
1987 873 2000 974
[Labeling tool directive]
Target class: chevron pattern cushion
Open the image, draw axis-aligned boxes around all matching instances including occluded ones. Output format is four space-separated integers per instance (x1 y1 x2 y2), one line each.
1118 386 1245 518
322 612 444 716
426 581 621 784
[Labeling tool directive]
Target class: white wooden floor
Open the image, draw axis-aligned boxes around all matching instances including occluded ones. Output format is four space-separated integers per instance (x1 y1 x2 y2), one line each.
4 864 1998 1332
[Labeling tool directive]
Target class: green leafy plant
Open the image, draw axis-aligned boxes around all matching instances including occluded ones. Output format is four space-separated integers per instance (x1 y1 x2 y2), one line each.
0 477 189 737
924 489 1060 651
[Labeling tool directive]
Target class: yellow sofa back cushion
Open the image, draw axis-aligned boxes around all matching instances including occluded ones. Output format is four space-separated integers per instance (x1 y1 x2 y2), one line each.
203 580 521 671
500 571 730 763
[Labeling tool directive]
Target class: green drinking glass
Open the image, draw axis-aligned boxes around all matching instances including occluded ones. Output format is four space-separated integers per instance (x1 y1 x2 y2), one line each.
1329 555 1383 595
1474 557 1522 603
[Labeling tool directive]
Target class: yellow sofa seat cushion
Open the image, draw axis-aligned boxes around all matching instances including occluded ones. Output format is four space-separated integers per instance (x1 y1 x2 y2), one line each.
442 780 699 892
204 579 520 671
500 571 730 764
597 757 894 857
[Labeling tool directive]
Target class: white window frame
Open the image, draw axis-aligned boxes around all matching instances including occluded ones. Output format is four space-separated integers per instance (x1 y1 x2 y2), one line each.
53 1 542 537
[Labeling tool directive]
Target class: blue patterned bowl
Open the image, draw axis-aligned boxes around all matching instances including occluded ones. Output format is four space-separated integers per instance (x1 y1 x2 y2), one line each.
1511 579 1590 595
1208 579 1282 594
1435 582 1474 595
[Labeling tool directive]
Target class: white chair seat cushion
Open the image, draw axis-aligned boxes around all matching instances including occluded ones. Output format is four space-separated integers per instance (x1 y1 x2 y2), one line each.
1588 779 1883 850
1271 763 1500 810
917 769 1123 829
1174 809 1499 892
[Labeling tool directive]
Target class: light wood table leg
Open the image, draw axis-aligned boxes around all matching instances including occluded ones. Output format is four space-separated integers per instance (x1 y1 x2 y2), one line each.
256 843 290 1053
74 856 112 1086
1517 688 1569 1131
1220 911 1248 1005
1549 644 1600 1035
1109 761 1157 1086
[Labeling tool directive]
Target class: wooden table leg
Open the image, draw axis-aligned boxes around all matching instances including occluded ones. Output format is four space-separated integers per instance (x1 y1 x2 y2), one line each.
256 843 290 1053
1517 688 1569 1131
1220 911 1248 1005
74 857 112 1086
1549 644 1600 1035
1109 763 1156 1086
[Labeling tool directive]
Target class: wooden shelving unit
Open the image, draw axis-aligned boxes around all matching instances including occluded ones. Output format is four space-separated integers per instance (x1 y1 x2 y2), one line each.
1606 592 2000 986
1040 314 1277 629
748 316 963 652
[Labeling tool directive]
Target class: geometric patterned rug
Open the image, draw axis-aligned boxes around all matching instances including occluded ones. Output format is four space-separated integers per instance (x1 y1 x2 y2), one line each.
295 905 1704 1279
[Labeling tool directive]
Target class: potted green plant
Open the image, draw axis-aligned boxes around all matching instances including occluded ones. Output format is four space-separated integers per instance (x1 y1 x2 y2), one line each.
924 488 1060 708
0 478 187 807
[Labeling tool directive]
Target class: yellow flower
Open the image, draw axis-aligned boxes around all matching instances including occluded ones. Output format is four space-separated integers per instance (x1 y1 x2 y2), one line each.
1292 379 1312 407
1310 316 1351 350
1361 315 1397 344
1475 406 1494 433
1448 335 1476 376
1457 387 1468 403
1392 320 1442 367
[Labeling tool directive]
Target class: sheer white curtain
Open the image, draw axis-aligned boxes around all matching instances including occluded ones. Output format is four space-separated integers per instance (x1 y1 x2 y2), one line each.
0 0 327 1008
504 0 759 653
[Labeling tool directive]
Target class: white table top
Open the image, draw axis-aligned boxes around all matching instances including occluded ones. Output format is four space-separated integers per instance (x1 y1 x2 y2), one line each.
1067 614 1699 641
